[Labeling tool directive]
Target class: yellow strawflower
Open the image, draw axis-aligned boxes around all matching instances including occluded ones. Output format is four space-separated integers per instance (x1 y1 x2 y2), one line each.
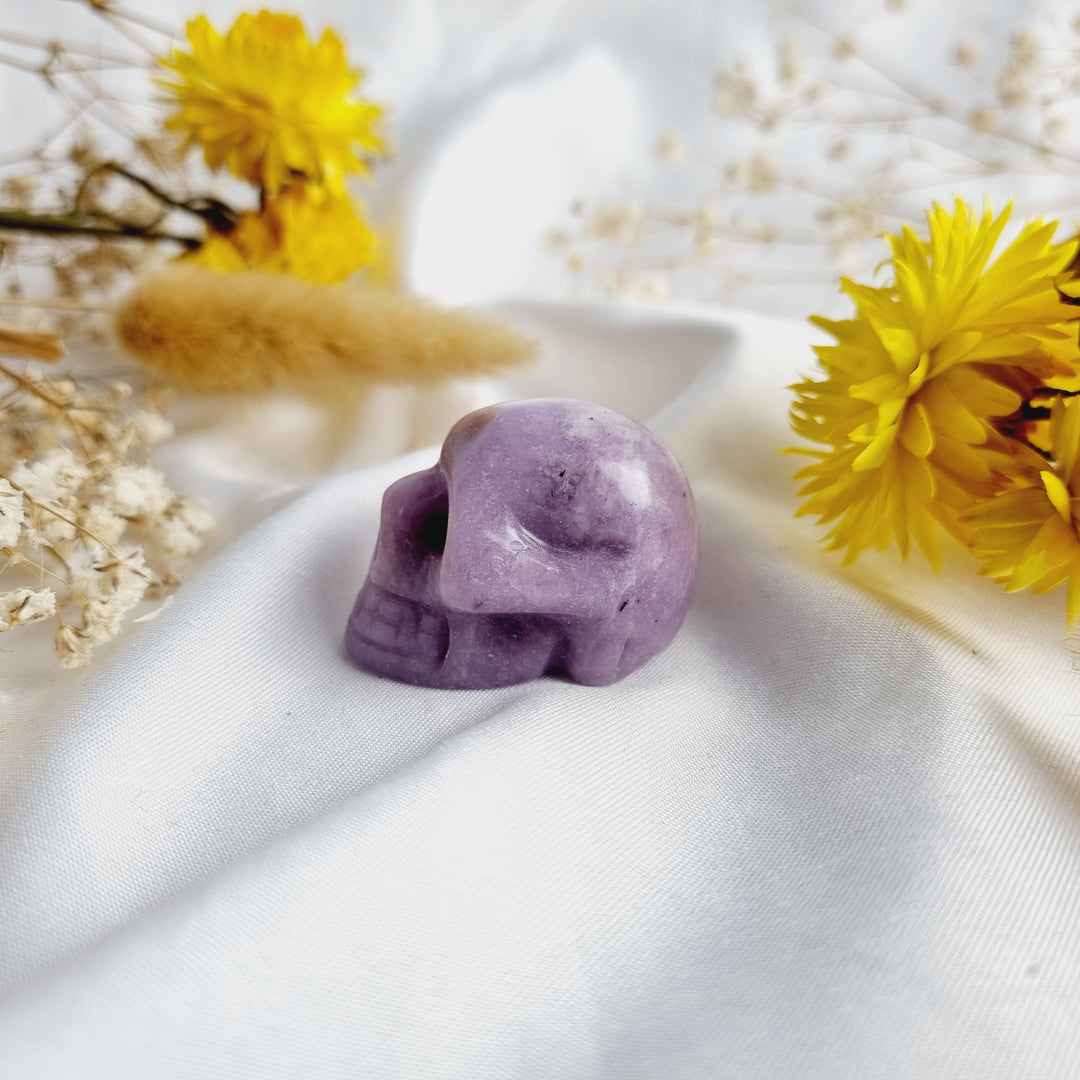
189 183 380 284
159 11 388 194
965 396 1080 623
790 200 1079 566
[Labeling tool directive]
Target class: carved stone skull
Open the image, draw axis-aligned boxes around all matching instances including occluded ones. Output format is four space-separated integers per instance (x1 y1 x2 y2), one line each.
345 398 698 687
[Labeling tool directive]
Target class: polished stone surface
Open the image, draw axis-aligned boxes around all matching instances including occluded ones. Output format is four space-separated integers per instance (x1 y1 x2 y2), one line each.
346 398 698 687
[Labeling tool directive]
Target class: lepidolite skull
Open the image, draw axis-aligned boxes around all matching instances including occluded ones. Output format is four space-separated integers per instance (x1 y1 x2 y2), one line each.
345 398 698 688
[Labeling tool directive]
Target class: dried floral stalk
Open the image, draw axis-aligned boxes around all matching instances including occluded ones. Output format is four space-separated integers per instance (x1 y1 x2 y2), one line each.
0 3 180 337
113 263 536 394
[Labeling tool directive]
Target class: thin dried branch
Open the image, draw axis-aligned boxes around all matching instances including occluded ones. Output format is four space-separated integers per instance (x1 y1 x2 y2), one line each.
0 324 65 361
0 208 199 248
557 4 1080 307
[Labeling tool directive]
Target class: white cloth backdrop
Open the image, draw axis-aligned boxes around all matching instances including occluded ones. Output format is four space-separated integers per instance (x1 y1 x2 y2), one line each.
2 1 1080 1077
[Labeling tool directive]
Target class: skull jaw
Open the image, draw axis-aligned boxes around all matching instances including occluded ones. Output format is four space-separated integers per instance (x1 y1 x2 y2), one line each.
346 580 565 689
345 581 645 689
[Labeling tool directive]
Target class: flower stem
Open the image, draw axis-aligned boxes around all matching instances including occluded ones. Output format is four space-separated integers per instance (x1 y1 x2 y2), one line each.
0 297 113 312
85 162 239 234
0 208 201 248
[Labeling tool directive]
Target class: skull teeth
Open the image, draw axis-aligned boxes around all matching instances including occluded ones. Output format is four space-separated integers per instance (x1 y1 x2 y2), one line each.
347 583 449 664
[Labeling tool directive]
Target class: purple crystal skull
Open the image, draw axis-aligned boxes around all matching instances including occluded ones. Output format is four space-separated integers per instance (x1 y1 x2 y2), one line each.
345 398 698 688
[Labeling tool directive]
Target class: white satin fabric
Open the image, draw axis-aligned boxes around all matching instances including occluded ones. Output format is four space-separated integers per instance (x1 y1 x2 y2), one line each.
2 1 1080 1077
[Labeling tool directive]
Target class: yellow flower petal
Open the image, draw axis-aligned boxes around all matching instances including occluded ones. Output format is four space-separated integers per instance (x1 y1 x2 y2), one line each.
1051 397 1080 487
1067 573 1080 625
851 424 899 471
899 401 935 458
1041 469 1072 524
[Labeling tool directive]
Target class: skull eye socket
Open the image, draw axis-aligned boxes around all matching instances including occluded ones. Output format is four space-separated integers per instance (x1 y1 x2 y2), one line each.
414 495 448 556
519 509 634 558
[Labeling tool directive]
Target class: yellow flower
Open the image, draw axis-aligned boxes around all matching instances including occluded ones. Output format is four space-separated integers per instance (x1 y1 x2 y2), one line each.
790 200 1079 566
188 183 380 284
159 11 388 193
188 214 275 275
965 396 1080 623
263 184 381 283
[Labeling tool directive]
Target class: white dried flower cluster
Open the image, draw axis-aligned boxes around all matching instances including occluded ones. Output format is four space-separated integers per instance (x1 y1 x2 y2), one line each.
554 4 1080 311
0 364 213 667
0 585 56 630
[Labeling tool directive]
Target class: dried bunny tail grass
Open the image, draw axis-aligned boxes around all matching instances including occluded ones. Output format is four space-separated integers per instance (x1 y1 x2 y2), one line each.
113 263 536 393
0 324 65 362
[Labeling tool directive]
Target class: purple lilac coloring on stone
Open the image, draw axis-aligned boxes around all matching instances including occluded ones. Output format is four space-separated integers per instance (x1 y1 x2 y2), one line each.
345 398 699 688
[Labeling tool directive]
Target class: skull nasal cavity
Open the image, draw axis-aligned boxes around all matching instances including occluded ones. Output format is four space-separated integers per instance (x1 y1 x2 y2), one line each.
414 494 449 556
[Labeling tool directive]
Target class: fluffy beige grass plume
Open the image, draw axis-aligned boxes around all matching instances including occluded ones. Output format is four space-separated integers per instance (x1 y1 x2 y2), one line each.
113 263 535 393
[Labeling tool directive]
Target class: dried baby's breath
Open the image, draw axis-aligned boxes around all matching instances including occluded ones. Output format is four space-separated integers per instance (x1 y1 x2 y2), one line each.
557 2 1080 311
0 352 212 667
